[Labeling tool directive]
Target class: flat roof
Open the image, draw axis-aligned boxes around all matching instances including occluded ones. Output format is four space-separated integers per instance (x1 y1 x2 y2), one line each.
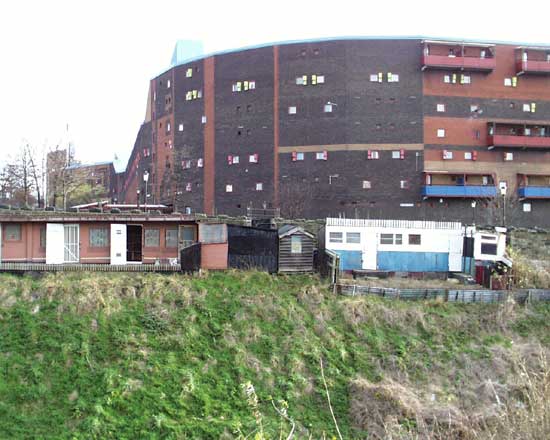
0 211 196 223
155 35 550 77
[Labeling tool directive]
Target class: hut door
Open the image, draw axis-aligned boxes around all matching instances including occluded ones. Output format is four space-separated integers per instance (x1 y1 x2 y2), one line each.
127 225 143 263
110 224 127 265
178 225 196 251
361 232 377 270
63 224 80 263
46 223 65 264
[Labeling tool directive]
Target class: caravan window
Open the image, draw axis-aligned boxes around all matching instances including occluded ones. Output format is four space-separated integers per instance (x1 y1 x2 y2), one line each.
329 232 343 243
409 234 421 245
481 243 498 255
380 234 394 245
346 232 361 244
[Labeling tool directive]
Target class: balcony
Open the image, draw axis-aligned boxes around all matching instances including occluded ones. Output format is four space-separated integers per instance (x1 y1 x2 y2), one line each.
516 59 550 75
421 54 496 72
489 134 550 149
518 187 550 199
422 185 497 198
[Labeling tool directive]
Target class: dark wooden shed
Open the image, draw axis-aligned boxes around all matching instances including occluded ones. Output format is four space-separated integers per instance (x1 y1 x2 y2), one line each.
278 225 316 273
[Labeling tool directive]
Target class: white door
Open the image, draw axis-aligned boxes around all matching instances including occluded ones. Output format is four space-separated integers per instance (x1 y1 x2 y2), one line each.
46 223 65 264
110 224 127 265
448 234 463 272
63 224 80 263
361 232 378 270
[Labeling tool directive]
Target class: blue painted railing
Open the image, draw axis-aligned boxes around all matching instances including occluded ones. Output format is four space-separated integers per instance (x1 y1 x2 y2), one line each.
422 185 497 198
518 186 550 199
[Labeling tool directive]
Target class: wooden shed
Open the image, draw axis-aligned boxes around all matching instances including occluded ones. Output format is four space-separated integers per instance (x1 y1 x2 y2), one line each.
278 225 315 273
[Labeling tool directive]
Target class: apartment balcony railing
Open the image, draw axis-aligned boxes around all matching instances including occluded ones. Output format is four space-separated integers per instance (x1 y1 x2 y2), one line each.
516 59 550 75
422 185 497 198
518 186 550 199
488 134 550 149
422 54 496 72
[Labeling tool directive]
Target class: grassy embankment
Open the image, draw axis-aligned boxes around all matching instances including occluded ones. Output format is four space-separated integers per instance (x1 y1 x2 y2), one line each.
0 271 549 439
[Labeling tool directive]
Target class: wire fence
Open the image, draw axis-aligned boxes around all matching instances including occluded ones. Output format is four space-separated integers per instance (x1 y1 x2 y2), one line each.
336 284 550 304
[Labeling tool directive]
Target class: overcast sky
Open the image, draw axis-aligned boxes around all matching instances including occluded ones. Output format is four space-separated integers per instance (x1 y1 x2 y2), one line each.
1 0 548 171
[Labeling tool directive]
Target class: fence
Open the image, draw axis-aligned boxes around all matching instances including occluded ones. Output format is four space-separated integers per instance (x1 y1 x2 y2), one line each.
316 249 340 285
336 283 550 304
0 262 181 273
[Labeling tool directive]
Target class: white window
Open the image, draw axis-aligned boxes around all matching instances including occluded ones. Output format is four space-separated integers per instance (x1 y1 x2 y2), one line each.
437 103 445 112
197 90 202 98
444 75 451 83
324 104 333 113
482 176 489 185
525 128 531 136
523 103 531 112
504 78 512 87
388 73 399 82
380 233 403 245
437 129 445 138
201 116 207 124
291 236 302 254
470 105 479 113
461 75 471 84
185 183 192 192
296 152 304 161
255 182 263 191
316 151 327 160
197 158 204 168
178 123 184 131
329 232 343 243
464 152 473 160
249 81 256 90
232 155 240 164
317 75 325 84
249 154 258 163
186 68 193 78
346 232 361 244
370 74 379 82
443 150 453 160
368 151 379 160
225 184 233 193
400 180 409 189
167 122 171 132
167 79 171 88
362 180 371 189
523 203 532 213
531 103 536 113
288 106 297 114
504 152 514 161
295 76 305 85
392 151 401 159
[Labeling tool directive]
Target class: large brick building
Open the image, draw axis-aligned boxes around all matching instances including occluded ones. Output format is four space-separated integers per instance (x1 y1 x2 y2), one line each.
118 37 550 227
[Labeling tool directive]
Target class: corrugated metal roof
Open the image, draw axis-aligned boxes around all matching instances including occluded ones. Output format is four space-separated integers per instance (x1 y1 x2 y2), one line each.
326 218 463 230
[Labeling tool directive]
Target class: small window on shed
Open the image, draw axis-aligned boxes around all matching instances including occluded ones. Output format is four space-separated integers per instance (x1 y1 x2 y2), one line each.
409 234 421 245
346 232 361 244
144 229 160 247
329 232 343 243
40 226 46 248
291 235 302 254
4 224 21 241
89 228 109 247
165 229 178 248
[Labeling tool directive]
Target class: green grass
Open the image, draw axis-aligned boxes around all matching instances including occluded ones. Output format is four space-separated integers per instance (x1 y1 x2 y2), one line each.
0 271 549 439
